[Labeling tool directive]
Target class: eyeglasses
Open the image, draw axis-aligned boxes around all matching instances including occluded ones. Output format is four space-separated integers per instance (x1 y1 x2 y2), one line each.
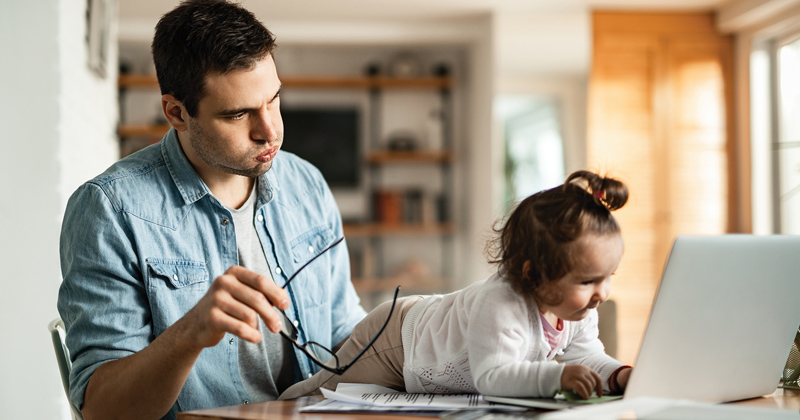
277 236 400 375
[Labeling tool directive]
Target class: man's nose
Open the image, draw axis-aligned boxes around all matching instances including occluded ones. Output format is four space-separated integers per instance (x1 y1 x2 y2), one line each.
252 108 278 142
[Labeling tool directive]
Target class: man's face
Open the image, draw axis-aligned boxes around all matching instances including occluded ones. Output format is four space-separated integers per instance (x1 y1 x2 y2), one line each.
182 54 283 179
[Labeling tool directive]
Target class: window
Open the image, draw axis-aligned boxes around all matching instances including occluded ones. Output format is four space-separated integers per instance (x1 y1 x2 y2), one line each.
777 36 800 233
751 32 800 234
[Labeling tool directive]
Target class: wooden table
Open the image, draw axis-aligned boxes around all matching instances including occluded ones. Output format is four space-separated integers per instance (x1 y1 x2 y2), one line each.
177 388 800 420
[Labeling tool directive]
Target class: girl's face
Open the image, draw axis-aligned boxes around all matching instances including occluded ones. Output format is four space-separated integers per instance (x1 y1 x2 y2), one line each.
541 233 624 322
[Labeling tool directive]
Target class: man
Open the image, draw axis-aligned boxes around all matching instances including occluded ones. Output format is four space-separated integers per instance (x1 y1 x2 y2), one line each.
57 1 366 419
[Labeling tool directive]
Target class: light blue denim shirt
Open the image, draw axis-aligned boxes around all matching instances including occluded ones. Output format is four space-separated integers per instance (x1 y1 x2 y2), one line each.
57 129 366 419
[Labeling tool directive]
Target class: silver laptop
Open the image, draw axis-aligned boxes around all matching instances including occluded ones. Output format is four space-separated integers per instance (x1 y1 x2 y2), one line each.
485 234 800 409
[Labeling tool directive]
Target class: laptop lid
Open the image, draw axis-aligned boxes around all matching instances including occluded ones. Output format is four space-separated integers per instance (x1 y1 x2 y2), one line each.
624 234 800 403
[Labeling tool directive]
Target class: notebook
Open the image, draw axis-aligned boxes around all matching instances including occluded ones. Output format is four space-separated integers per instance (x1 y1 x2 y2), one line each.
484 234 800 409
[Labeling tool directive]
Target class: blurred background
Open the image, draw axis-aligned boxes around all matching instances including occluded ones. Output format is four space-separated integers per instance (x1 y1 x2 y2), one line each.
2 0 800 418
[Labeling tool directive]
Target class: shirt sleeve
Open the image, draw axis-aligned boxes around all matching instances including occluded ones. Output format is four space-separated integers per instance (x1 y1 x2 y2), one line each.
467 286 564 397
57 182 151 411
317 174 366 346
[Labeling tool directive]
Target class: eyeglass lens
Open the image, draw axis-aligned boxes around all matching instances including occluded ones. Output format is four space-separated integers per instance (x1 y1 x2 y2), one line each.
276 236 399 374
277 308 338 367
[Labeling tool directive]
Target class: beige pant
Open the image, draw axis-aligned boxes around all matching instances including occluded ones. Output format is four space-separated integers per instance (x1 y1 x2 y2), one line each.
278 295 424 400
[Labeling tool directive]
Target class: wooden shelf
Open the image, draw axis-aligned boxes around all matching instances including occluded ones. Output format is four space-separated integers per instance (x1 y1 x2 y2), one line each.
343 222 454 237
118 74 452 89
118 74 159 87
367 150 453 164
118 124 171 138
282 75 452 89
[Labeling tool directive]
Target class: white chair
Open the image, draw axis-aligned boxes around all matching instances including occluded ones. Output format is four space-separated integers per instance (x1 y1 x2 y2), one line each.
48 318 84 420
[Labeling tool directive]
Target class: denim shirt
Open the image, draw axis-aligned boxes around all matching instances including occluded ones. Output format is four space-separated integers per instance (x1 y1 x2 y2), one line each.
57 129 366 419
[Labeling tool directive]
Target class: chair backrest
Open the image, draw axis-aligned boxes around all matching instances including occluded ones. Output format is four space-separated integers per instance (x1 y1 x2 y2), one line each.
48 318 84 420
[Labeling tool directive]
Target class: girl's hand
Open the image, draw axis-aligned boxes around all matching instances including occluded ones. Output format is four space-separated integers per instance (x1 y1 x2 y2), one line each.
560 365 603 399
615 367 632 390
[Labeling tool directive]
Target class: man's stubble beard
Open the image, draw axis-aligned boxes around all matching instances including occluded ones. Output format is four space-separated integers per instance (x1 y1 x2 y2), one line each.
186 119 281 179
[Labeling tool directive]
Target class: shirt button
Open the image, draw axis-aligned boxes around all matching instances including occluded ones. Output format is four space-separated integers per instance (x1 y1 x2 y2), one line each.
257 214 264 222
172 274 178 281
293 320 299 327
276 267 282 274
244 400 249 404
221 218 229 226
308 373 313 379
308 246 314 253
229 338 234 344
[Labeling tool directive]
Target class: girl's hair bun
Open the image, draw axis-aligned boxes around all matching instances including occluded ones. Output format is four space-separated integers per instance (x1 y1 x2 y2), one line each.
565 170 628 211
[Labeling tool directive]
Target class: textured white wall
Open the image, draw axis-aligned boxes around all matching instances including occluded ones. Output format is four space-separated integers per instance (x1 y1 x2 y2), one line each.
0 0 119 419
59 0 121 208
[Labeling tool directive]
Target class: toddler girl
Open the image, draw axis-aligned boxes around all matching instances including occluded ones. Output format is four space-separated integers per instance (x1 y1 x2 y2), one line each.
280 170 633 400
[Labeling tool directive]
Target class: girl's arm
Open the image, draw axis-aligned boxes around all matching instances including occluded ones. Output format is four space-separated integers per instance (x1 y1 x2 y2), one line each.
467 288 564 397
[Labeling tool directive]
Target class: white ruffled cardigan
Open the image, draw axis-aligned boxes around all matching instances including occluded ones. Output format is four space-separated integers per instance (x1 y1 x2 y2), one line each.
401 272 624 396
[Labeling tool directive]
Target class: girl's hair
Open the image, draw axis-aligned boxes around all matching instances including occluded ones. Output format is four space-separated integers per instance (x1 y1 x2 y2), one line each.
486 170 629 305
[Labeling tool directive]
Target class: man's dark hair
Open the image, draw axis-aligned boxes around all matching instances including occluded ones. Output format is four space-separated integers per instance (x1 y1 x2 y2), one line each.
151 0 276 117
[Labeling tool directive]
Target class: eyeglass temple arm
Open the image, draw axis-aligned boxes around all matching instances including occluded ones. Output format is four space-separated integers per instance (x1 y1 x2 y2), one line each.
336 285 401 373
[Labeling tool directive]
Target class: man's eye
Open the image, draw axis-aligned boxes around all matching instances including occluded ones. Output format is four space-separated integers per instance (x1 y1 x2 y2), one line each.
230 112 246 120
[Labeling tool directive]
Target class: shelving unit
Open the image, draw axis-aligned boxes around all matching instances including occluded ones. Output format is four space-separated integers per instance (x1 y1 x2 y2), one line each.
356 74 455 307
117 71 458 306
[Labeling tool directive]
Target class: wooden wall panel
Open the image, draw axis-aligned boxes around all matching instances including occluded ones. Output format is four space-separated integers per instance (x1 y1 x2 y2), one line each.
589 12 734 365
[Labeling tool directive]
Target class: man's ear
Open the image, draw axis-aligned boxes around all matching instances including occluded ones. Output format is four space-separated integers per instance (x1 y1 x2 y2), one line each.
162 94 189 132
522 260 531 280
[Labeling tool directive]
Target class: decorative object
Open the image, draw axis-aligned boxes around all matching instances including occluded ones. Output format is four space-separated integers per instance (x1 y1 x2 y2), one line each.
364 62 381 77
388 52 422 77
425 107 444 150
386 130 418 151
432 63 451 77
87 0 112 78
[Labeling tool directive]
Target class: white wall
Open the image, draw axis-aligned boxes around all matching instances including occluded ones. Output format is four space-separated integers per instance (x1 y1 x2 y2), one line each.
494 11 591 181
0 0 119 419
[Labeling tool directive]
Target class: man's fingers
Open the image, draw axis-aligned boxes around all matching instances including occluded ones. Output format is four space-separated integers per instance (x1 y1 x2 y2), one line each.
210 307 262 343
217 268 287 333
212 286 259 328
226 266 290 310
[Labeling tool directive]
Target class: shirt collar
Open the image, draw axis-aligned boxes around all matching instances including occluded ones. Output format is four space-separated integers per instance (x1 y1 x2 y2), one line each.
161 128 211 205
255 154 280 209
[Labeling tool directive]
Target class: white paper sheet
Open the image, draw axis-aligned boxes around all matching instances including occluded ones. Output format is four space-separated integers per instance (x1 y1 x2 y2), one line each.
299 383 526 413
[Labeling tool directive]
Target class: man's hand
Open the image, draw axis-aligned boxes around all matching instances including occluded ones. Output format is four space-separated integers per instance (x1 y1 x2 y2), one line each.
180 265 291 349
81 265 290 420
560 364 603 399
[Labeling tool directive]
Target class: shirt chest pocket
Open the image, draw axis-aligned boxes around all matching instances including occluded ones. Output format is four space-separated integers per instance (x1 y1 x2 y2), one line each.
288 227 336 307
146 258 210 335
